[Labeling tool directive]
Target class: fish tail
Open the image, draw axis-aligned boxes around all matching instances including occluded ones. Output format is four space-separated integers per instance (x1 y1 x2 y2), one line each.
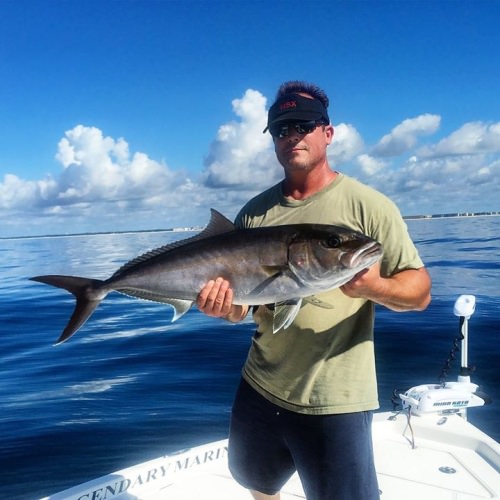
30 275 106 345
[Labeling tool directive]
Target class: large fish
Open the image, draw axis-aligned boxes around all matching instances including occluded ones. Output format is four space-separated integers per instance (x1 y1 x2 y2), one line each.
31 210 383 344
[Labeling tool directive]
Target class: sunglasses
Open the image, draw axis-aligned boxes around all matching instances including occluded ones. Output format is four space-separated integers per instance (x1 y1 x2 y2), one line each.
269 120 326 139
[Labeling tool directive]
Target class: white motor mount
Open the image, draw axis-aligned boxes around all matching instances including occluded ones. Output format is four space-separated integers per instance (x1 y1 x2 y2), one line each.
398 294 491 416
400 382 487 416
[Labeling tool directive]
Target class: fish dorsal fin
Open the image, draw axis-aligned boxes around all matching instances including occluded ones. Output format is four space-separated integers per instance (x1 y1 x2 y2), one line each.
202 208 236 236
112 209 235 279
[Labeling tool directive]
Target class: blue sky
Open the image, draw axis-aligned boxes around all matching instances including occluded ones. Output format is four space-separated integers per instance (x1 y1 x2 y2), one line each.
1 0 499 237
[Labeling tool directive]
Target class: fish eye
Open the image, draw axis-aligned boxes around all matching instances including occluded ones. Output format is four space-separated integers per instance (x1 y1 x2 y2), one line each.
322 236 341 248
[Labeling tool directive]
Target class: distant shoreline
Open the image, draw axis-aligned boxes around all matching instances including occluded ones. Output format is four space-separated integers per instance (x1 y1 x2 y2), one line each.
2 212 499 241
0 226 204 241
404 211 500 220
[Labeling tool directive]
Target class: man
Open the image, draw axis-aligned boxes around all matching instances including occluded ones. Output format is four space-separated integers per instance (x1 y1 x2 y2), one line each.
197 81 431 500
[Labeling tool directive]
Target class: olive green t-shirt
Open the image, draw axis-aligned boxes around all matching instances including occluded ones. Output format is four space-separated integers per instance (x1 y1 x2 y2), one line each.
235 173 424 414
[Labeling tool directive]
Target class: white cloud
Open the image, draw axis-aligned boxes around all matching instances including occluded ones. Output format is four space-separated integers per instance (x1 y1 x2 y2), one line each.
418 121 500 157
372 114 441 157
363 152 500 215
356 154 388 176
365 120 500 213
202 89 281 189
0 174 43 208
53 125 179 204
0 90 499 237
0 125 214 234
329 123 364 165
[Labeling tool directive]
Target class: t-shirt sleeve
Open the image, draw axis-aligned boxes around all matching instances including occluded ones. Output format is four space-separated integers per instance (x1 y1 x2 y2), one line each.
366 196 424 277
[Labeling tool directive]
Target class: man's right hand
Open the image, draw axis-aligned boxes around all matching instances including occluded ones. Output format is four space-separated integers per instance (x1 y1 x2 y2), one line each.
196 277 248 322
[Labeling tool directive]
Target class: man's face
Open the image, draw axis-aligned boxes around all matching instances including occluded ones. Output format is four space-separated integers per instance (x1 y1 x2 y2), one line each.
273 121 334 173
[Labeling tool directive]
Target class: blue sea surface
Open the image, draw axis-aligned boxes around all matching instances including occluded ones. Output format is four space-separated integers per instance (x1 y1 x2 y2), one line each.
0 216 499 499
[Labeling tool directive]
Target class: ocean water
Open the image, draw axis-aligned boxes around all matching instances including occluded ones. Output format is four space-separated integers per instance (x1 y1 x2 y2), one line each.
0 216 498 499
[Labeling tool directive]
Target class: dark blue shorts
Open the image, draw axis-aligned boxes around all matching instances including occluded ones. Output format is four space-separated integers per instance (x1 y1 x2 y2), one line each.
228 379 380 500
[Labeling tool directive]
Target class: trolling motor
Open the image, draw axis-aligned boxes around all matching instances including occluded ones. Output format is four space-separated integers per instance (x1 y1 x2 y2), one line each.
399 295 491 418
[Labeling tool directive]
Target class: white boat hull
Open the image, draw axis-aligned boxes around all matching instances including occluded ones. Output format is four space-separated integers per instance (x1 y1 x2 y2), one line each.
41 411 500 500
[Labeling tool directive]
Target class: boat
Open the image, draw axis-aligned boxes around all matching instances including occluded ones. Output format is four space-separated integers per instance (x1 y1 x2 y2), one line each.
41 295 500 499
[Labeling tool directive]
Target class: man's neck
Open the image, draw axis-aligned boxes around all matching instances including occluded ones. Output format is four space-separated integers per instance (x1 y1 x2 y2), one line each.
282 167 337 200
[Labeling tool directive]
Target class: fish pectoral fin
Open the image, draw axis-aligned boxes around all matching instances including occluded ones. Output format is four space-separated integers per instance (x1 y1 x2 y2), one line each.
261 265 287 276
248 270 285 296
273 299 302 333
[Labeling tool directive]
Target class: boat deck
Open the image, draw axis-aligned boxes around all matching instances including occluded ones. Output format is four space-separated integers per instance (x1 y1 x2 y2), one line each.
42 411 500 499
373 412 499 499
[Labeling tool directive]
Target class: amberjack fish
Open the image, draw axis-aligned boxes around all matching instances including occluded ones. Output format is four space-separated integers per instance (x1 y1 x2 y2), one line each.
31 210 383 344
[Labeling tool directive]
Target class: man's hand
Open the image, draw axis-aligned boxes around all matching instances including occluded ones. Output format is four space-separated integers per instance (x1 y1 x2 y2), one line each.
197 277 249 322
340 262 431 312
340 262 383 299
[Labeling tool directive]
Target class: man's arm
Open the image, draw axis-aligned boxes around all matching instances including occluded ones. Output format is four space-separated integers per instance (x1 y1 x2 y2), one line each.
340 263 431 312
196 277 249 322
197 264 431 319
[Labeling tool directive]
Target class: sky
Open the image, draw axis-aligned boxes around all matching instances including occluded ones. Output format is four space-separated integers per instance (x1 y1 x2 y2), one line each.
1 0 499 237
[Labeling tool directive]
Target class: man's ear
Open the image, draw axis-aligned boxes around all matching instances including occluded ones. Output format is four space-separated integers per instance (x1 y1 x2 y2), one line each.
325 124 334 145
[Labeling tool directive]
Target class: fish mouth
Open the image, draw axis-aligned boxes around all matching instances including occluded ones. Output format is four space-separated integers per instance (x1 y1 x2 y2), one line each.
341 241 383 269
